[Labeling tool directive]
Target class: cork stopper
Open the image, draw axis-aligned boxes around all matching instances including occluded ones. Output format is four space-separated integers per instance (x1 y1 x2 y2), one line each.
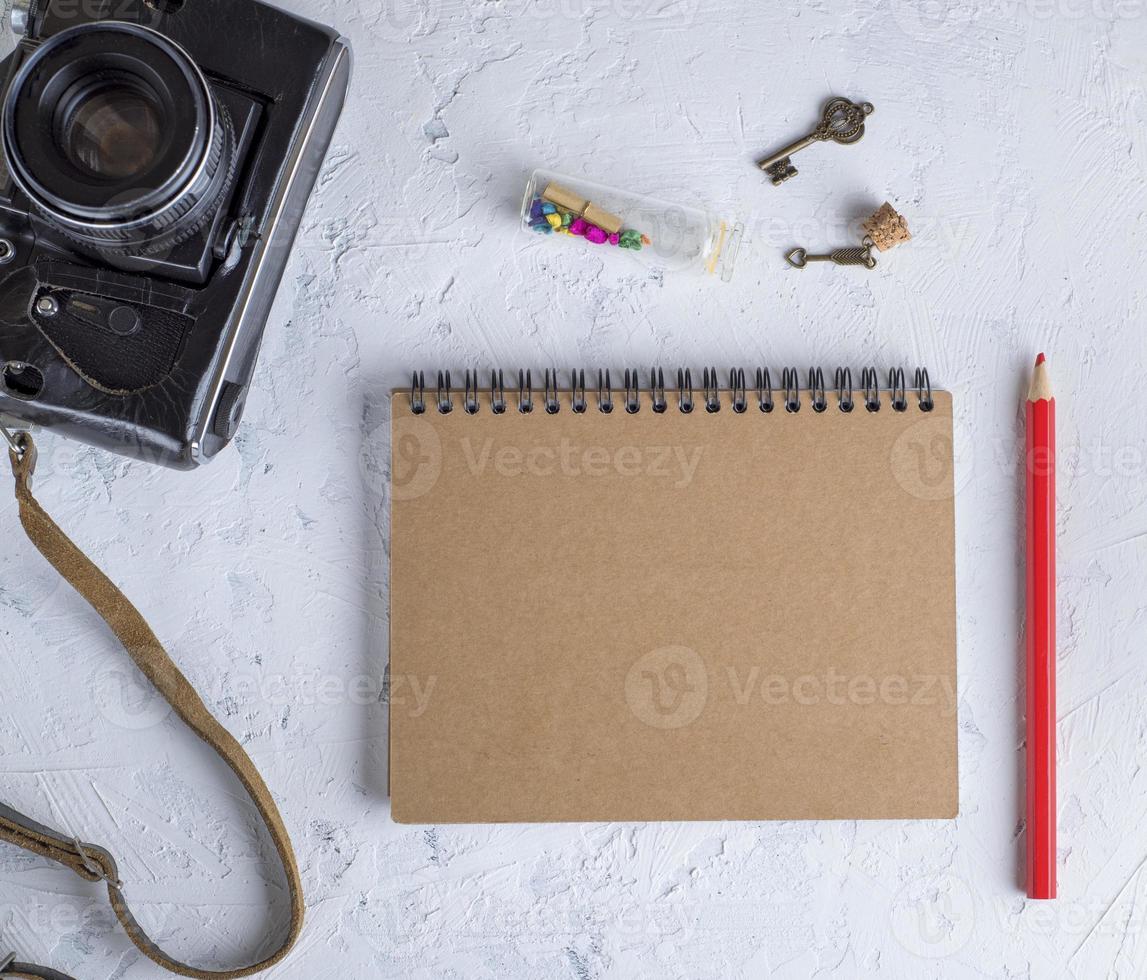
861 202 911 252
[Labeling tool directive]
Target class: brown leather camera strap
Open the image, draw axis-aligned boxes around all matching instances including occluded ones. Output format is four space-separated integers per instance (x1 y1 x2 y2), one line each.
0 434 304 980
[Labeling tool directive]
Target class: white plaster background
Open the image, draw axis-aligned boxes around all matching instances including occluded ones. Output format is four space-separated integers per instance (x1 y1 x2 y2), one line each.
1 0 1145 977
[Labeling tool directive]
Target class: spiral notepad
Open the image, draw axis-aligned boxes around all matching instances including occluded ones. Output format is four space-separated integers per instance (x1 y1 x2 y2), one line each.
389 368 958 823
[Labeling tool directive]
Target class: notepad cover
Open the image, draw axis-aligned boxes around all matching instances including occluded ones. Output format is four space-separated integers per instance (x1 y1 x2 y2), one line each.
389 390 958 822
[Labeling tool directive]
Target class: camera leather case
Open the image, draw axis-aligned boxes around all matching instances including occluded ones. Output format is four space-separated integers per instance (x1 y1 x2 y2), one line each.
0 0 351 467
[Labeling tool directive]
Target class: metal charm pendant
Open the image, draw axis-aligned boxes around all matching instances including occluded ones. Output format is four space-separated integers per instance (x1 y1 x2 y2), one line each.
786 240 877 270
757 97 874 186
785 202 911 271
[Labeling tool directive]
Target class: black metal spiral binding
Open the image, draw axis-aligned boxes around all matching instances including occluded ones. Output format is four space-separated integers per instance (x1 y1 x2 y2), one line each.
651 368 667 413
437 371 453 413
835 368 854 413
809 367 827 413
703 368 721 413
410 368 937 416
544 369 560 414
916 368 934 412
731 369 747 414
571 369 587 413
782 368 800 413
597 369 613 414
862 368 880 412
464 370 480 414
411 371 426 414
756 368 774 413
889 367 908 412
678 368 694 414
491 369 506 414
624 369 640 414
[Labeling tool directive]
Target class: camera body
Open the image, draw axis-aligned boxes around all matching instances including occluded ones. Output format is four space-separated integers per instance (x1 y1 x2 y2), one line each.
0 0 351 467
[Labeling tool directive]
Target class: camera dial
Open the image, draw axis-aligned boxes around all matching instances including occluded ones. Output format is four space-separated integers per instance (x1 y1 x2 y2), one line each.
1 21 235 255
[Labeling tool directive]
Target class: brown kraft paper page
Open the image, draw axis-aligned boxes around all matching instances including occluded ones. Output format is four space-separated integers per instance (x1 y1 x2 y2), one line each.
389 388 957 823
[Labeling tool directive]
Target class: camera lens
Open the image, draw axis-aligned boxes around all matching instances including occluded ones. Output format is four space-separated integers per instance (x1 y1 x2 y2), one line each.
64 83 165 180
2 22 234 255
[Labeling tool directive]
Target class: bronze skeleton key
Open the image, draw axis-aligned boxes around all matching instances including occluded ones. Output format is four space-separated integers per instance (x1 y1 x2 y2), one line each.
758 97 874 186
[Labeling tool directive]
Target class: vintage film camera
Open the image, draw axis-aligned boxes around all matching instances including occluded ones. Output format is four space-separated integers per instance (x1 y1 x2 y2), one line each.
0 0 351 467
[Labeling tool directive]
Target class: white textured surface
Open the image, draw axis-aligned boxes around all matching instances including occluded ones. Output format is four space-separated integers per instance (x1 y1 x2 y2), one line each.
2 0 1146 976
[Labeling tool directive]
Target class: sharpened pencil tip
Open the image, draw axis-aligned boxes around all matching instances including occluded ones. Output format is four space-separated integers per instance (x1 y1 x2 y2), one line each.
1028 355 1053 402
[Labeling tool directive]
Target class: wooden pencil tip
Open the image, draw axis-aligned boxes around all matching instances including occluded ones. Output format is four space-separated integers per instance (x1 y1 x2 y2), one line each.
1028 355 1053 402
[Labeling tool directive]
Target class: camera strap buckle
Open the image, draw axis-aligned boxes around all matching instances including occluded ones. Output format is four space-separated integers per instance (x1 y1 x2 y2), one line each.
1 425 28 457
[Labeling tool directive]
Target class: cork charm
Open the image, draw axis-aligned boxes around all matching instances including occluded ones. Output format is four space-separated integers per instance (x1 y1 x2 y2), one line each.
786 201 911 270
861 202 912 252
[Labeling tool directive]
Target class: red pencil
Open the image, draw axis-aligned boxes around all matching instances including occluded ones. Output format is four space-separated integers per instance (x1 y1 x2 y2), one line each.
1026 353 1056 900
